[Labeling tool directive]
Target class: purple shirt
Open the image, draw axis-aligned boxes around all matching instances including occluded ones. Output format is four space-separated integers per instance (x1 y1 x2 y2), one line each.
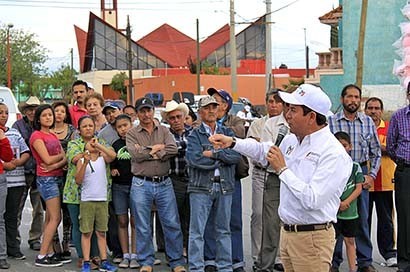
387 105 410 164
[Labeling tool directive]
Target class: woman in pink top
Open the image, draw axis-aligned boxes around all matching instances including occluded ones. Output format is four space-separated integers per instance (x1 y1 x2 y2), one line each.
29 104 67 268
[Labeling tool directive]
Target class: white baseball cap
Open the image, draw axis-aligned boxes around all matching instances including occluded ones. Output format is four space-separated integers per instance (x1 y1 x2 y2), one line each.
278 84 332 116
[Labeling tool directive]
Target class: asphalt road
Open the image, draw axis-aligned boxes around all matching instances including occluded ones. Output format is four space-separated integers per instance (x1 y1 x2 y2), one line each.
7 175 398 272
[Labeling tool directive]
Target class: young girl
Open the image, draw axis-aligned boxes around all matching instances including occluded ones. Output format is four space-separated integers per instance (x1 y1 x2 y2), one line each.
75 133 117 272
29 104 67 267
110 114 138 268
51 101 75 259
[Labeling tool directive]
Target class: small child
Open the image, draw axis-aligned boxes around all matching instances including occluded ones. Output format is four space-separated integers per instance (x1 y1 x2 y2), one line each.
75 137 117 272
334 131 364 272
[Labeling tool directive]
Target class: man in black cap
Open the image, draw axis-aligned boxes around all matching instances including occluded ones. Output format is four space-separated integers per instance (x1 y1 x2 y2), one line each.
126 97 186 272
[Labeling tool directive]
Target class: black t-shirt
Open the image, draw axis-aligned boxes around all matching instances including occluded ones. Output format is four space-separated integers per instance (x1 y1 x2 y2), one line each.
111 138 133 186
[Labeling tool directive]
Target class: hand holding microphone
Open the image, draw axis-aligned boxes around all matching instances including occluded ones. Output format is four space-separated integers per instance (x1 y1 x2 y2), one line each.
266 125 289 173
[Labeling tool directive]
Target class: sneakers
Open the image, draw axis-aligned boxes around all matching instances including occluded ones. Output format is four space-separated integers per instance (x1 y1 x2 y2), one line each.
99 260 118 272
119 258 130 268
8 252 26 260
112 255 122 264
35 255 63 267
50 252 72 264
154 258 161 265
130 259 141 269
82 261 92 272
0 259 10 269
386 257 398 267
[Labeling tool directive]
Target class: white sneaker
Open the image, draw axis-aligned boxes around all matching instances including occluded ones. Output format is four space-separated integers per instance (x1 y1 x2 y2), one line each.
119 258 130 268
130 259 141 269
154 259 161 265
386 257 398 267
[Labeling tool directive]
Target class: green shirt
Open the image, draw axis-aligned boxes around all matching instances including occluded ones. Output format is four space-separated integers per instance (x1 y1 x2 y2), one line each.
338 162 364 220
63 137 113 204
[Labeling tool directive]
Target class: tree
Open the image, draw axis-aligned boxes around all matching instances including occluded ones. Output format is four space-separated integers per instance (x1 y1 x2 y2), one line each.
110 72 128 100
0 23 48 94
47 64 77 100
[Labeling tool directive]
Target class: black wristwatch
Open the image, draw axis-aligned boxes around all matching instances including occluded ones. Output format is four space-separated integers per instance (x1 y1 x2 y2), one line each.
229 137 236 148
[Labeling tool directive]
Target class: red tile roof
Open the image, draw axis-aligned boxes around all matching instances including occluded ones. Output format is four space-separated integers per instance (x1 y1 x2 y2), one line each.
137 24 197 68
319 5 342 25
200 24 230 60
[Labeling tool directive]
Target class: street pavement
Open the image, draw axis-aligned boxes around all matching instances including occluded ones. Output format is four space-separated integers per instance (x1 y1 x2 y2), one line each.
7 176 398 272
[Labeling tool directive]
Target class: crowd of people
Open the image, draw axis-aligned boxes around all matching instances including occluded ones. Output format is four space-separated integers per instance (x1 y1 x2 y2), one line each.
0 79 408 272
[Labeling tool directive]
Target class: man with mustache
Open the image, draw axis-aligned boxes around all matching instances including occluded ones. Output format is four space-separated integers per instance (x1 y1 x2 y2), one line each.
364 97 397 268
328 84 381 272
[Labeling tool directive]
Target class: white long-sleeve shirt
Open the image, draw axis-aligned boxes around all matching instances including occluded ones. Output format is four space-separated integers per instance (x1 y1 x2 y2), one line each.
234 125 352 225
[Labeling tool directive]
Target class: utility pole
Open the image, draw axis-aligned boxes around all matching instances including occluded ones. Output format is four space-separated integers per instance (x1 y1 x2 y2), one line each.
230 0 238 101
304 28 309 78
356 0 368 89
196 19 200 95
126 15 134 105
6 23 14 89
265 0 272 93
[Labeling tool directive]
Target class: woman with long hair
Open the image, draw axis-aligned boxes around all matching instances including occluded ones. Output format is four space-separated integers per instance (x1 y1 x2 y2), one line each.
51 101 76 259
29 104 67 267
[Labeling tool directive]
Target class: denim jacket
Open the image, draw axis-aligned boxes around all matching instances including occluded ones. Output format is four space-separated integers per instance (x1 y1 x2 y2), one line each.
186 123 241 194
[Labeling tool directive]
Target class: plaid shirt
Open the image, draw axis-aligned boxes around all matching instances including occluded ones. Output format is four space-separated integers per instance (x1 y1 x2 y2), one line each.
169 125 192 176
387 105 410 164
328 111 381 179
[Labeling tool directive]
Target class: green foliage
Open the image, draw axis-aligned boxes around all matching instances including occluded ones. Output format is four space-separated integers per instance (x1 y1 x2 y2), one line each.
0 24 48 95
110 72 128 100
47 64 77 100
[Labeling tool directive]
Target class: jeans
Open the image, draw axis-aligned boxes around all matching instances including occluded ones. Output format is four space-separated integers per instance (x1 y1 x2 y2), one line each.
189 183 233 272
5 186 25 255
67 204 99 258
204 180 244 269
130 176 184 269
332 165 373 268
0 174 7 259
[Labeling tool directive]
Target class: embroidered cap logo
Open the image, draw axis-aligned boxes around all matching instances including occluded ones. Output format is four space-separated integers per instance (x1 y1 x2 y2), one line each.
298 89 306 96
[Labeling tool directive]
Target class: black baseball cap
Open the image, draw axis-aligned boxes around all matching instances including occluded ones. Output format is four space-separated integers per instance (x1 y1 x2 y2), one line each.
135 97 155 111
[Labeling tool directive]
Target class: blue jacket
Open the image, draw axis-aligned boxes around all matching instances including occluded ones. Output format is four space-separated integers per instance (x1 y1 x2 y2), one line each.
186 123 241 194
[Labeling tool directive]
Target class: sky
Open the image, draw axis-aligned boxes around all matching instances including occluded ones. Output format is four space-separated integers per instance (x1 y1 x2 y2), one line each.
0 0 339 72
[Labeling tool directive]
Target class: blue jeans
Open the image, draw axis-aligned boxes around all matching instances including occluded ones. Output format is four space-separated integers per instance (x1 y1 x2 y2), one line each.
130 176 184 268
332 165 373 268
204 180 244 269
189 183 233 272
37 176 62 201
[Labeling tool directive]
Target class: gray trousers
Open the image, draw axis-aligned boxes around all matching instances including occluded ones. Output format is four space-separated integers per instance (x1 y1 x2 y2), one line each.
0 174 7 259
256 173 281 271
251 167 265 262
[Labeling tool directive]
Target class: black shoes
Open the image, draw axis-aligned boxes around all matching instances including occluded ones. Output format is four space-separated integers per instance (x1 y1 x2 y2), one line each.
0 259 10 269
35 255 63 267
8 252 26 260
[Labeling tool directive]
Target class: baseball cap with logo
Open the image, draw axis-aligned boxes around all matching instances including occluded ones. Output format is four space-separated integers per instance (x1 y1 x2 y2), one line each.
198 95 219 108
102 101 121 115
278 84 332 116
135 97 155 111
207 88 233 111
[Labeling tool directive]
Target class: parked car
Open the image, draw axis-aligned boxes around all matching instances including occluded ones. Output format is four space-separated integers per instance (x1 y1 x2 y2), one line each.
0 87 21 127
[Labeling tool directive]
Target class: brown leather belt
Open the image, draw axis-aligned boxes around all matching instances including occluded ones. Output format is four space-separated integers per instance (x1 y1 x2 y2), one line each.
283 222 332 232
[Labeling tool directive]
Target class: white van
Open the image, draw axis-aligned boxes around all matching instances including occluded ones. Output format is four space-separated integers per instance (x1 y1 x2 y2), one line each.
0 87 21 127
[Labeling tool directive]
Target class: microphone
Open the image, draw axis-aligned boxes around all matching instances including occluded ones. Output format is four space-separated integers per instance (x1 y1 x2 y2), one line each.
274 125 289 147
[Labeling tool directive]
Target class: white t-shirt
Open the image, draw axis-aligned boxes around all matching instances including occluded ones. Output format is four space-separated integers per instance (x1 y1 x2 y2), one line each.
80 156 108 201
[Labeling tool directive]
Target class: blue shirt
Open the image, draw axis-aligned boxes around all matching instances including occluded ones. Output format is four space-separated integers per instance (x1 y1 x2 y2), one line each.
328 111 381 179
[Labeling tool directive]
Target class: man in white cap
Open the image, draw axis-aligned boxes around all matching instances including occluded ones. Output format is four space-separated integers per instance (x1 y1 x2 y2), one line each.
209 84 353 271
